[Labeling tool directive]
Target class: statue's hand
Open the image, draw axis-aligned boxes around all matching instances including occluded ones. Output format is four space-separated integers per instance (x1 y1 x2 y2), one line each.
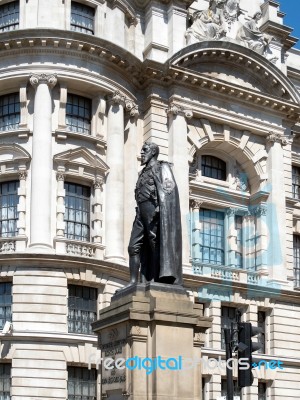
155 206 160 214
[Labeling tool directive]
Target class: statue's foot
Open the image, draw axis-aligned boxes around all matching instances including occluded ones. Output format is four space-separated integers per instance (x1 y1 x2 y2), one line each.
115 281 138 293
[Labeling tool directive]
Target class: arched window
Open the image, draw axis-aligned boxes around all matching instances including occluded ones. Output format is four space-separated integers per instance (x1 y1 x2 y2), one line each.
201 155 226 181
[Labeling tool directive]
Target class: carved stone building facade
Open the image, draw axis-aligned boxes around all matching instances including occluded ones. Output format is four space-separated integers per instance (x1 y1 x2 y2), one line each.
0 0 299 399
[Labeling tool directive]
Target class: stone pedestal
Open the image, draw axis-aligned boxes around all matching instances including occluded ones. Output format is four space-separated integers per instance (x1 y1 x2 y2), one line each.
92 283 212 400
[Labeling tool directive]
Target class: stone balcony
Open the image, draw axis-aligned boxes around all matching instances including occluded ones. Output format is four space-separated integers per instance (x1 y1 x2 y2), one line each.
54 238 105 259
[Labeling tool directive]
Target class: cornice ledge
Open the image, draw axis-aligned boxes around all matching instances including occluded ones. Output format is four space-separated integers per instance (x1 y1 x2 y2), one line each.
106 0 138 25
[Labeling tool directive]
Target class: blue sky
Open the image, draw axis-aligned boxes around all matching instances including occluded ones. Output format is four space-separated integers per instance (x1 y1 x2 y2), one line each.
279 0 300 48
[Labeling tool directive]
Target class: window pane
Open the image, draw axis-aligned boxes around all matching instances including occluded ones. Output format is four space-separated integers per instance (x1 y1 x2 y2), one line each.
294 235 300 287
0 364 11 399
292 166 300 200
198 209 224 265
0 181 19 237
70 1 94 35
0 1 19 32
64 182 90 242
0 93 20 131
68 285 97 334
66 94 92 134
201 155 226 181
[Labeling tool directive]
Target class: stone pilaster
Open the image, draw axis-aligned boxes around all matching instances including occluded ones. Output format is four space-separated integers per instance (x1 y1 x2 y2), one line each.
266 132 289 283
29 73 57 251
252 205 268 273
56 170 66 239
190 199 202 262
226 207 237 268
17 169 27 238
168 102 193 266
92 176 104 249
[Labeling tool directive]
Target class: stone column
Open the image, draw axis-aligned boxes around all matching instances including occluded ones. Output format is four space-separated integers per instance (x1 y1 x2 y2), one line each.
124 101 139 256
253 205 268 273
266 133 289 284
29 73 57 250
168 102 193 267
17 169 27 237
105 91 126 263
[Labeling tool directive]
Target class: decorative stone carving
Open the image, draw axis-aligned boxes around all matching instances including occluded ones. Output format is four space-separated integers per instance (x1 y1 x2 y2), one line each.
236 12 277 62
56 171 65 181
18 170 27 181
190 199 203 210
185 0 227 44
267 132 289 146
185 3 278 62
225 207 236 216
251 205 267 217
233 164 249 192
29 73 57 89
167 102 193 120
93 176 104 189
108 91 139 117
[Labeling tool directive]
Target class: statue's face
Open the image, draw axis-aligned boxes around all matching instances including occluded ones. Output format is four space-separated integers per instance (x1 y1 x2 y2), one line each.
141 144 154 165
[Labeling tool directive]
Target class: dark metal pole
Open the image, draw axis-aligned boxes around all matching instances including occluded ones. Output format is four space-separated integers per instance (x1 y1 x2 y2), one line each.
224 328 234 400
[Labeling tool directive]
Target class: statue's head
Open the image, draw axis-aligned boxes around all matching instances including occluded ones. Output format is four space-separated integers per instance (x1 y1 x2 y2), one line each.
140 141 159 165
253 11 262 21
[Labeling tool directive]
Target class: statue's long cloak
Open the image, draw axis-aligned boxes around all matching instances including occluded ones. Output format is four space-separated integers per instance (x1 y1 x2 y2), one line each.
141 161 182 285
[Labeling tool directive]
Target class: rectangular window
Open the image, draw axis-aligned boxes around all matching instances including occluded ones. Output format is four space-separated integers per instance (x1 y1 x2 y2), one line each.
71 1 94 35
66 94 92 134
221 306 237 350
0 363 11 399
64 182 90 242
292 166 300 199
68 366 97 400
221 379 241 399
257 311 266 354
200 209 225 265
235 215 243 268
0 93 20 131
201 155 226 181
293 235 300 287
68 284 97 335
258 382 267 400
0 1 19 32
0 283 12 331
0 181 19 238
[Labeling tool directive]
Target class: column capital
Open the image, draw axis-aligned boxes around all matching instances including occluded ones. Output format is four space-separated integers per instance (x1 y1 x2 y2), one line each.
56 171 65 181
251 205 268 217
18 170 27 180
225 207 237 217
167 102 193 120
93 176 104 189
266 132 289 146
107 91 139 117
190 199 203 210
30 73 57 89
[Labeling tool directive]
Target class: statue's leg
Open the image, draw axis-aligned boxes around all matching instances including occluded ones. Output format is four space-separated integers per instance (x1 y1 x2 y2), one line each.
148 214 160 282
127 214 144 286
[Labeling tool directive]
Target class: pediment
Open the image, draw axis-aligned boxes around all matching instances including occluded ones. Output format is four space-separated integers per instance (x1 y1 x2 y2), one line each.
54 147 109 173
0 144 31 164
169 42 300 103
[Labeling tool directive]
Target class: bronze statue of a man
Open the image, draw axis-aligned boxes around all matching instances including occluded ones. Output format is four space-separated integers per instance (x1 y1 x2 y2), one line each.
127 141 182 286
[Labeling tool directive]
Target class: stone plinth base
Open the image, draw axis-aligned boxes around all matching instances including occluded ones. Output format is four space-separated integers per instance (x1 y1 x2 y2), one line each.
92 283 212 400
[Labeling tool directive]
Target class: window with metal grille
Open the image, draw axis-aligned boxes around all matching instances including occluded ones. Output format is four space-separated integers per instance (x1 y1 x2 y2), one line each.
66 94 92 134
68 366 97 400
201 155 226 181
64 182 90 242
258 382 267 400
71 1 94 35
257 311 266 354
199 209 225 265
294 235 300 287
221 379 241 399
0 363 11 400
235 215 243 268
68 285 97 335
0 1 19 32
0 93 20 131
0 283 12 331
221 306 237 350
0 181 19 238
292 166 300 199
